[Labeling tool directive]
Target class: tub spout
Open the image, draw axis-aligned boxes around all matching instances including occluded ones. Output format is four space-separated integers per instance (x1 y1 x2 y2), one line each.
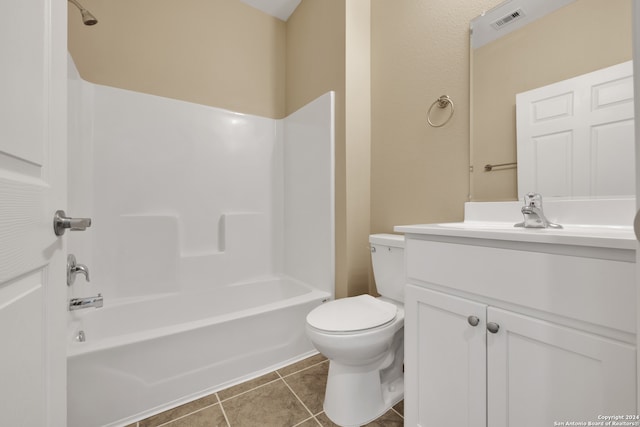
69 294 103 311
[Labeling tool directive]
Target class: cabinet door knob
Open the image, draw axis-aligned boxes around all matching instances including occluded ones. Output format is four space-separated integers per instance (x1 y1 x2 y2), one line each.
467 315 480 327
487 322 500 334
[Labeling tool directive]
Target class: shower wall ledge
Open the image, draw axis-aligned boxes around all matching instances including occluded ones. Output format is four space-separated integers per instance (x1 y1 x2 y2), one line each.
114 212 272 297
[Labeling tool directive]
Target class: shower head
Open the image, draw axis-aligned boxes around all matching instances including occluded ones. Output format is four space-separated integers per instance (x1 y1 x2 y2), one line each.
68 0 98 26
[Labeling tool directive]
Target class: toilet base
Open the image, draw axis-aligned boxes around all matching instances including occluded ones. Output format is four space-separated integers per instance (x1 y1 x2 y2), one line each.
323 359 404 427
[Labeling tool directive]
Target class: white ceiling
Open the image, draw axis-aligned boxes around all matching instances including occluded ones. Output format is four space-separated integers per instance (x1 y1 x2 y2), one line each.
239 0 302 21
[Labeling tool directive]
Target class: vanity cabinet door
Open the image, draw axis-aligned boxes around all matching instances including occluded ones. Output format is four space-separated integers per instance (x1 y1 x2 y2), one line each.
405 285 487 427
487 307 636 427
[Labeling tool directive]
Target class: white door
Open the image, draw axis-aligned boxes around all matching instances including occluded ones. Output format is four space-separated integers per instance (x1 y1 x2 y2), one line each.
0 0 67 426
516 61 635 199
404 285 487 427
634 0 640 415
487 307 636 427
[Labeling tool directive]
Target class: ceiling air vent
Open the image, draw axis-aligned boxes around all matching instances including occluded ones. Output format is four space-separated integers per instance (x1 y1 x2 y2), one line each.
491 8 526 30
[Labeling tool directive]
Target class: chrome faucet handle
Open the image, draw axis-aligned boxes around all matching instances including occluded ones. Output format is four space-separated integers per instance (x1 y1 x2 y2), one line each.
515 192 562 229
524 192 542 208
67 254 90 286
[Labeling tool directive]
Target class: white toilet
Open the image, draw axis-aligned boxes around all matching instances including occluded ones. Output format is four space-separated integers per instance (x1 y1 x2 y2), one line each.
306 233 405 427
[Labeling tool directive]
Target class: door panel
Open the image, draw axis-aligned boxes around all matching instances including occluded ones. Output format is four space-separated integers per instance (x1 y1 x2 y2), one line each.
488 307 636 427
0 0 67 425
405 285 487 427
0 273 45 426
633 0 640 414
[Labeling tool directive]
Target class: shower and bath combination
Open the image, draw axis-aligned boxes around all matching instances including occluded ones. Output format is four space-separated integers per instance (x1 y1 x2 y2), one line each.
68 0 98 26
65 63 335 425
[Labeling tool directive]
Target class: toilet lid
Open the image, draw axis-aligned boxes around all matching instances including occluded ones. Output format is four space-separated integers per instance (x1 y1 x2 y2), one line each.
306 294 398 332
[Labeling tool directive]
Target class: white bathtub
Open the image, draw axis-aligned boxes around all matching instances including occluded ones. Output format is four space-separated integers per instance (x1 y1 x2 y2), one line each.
67 277 329 427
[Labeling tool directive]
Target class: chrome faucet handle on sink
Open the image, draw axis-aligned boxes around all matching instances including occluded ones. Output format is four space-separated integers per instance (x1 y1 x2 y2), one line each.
514 192 562 229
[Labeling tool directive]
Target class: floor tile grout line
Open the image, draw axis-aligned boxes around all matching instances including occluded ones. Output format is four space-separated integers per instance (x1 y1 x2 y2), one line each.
279 357 327 377
214 359 325 404
218 376 283 403
152 402 221 427
291 415 321 427
277 370 319 422
278 359 328 379
310 414 324 426
312 410 325 417
391 407 404 419
216 392 232 427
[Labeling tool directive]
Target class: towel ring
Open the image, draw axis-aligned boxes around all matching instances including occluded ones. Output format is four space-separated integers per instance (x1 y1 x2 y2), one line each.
427 95 454 127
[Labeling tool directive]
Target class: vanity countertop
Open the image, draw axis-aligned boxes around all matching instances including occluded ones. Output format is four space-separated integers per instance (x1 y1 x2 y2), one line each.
394 222 636 250
394 198 637 251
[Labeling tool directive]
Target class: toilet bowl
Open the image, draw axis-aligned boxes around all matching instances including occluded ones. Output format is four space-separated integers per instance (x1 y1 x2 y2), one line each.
305 233 405 427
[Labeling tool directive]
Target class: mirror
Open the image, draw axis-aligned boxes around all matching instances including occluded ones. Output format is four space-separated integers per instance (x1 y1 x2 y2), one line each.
469 0 633 201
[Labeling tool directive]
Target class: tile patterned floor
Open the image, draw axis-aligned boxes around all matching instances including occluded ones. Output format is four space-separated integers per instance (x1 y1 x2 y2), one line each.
125 354 404 427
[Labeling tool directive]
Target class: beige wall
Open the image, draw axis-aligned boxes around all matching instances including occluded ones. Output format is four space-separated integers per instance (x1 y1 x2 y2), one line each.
345 1 372 296
68 0 286 118
471 0 632 201
370 0 501 237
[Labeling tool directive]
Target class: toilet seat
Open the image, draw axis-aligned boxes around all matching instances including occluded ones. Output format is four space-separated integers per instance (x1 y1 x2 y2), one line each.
307 295 398 333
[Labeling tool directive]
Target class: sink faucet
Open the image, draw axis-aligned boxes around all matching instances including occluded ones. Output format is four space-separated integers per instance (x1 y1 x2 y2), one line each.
514 193 562 229
69 294 103 311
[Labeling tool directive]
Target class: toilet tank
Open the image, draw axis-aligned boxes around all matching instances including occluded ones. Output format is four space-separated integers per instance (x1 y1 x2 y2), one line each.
369 234 405 303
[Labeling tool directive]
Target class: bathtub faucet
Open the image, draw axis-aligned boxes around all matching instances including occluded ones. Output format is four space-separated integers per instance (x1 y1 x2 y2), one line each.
69 294 103 311
67 254 90 286
514 192 562 229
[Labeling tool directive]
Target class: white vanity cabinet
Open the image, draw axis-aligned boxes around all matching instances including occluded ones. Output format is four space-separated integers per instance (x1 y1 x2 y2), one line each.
401 233 637 427
404 285 487 427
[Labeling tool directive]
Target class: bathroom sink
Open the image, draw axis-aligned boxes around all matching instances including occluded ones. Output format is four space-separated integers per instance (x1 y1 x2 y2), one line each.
395 221 636 251
395 198 637 251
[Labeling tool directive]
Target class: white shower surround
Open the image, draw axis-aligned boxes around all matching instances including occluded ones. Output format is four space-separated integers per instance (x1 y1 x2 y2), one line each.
67 56 334 426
